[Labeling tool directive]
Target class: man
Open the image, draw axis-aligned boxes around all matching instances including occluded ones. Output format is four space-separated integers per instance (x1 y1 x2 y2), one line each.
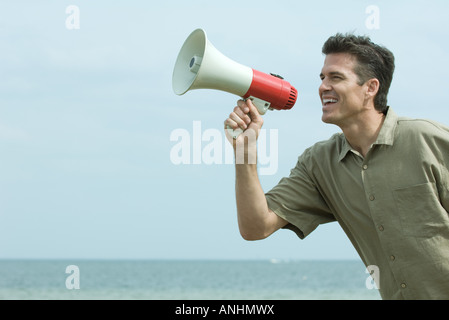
224 33 449 300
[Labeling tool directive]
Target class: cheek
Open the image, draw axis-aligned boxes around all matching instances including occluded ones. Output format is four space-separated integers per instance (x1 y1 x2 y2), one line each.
342 87 365 105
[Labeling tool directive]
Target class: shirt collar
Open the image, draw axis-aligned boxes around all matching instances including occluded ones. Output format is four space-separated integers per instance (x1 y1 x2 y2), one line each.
338 107 398 162
338 137 355 162
374 107 398 146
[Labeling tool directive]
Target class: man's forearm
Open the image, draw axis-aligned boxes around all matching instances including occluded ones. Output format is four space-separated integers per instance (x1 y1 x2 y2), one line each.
235 163 272 240
226 99 285 239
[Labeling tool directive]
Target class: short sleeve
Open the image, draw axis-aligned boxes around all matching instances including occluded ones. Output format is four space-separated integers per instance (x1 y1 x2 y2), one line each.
434 123 449 213
265 149 335 239
439 164 449 213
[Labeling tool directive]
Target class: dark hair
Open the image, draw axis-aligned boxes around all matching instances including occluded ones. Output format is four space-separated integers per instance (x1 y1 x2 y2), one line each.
322 33 395 114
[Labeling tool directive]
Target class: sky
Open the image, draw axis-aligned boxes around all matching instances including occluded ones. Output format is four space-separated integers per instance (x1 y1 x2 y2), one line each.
1 0 449 261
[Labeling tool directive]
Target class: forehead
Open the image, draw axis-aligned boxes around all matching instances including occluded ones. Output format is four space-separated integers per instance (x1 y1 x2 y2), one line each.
321 53 358 75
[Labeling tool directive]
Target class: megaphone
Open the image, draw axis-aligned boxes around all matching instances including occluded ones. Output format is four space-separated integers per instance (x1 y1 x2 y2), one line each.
172 28 297 139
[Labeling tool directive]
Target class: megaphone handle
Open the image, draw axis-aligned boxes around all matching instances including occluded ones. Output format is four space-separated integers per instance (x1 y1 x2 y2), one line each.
226 126 244 140
226 97 269 140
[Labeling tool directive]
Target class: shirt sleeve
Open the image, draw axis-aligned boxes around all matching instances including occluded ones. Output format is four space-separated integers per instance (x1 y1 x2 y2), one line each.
440 167 449 213
265 148 336 239
434 123 449 213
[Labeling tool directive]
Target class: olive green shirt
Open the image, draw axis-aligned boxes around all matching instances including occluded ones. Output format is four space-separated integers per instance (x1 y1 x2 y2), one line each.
265 108 449 299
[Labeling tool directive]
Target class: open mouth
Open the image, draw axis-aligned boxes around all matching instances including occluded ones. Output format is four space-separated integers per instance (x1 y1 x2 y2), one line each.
322 98 338 106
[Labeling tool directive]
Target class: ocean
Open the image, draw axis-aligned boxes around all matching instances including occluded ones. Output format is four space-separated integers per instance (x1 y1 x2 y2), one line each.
0 259 381 300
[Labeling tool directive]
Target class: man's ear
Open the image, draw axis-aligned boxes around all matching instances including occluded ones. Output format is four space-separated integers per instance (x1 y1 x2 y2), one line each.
366 78 380 99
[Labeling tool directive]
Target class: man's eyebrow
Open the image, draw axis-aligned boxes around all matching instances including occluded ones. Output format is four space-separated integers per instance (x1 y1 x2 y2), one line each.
320 71 346 78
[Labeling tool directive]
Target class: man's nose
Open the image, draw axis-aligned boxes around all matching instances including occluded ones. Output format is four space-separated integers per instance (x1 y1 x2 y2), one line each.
319 79 332 93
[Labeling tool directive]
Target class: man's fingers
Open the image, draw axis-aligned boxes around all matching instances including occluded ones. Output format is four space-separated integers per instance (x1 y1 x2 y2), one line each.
237 99 250 113
225 99 264 139
224 99 265 144
246 99 263 124
224 117 237 129
225 100 251 130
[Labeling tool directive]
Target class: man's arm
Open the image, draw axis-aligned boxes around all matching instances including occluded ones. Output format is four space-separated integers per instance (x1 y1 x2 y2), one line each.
235 163 288 240
225 99 288 240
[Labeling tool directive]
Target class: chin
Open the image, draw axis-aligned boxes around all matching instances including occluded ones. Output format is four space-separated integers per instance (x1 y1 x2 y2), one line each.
321 113 333 124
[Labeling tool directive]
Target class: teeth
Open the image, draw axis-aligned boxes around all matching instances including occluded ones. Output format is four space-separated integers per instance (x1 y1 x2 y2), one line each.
323 98 338 104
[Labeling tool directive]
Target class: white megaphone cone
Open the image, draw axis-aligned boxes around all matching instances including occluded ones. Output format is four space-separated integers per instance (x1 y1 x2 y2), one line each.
172 28 297 139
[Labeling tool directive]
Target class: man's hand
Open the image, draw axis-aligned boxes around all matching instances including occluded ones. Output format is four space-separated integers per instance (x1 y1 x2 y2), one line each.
224 99 264 148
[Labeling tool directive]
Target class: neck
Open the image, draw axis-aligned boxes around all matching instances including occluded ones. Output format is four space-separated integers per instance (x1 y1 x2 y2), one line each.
341 110 386 158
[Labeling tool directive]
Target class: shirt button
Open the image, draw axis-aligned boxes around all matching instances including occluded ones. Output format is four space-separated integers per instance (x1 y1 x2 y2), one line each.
390 255 395 261
369 195 375 201
401 283 407 288
378 225 384 231
362 164 368 170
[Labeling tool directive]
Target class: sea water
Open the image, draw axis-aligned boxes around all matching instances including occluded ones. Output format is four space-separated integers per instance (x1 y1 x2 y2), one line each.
0 259 381 300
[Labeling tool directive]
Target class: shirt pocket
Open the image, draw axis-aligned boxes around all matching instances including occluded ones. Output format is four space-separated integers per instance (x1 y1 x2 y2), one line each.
393 182 449 238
